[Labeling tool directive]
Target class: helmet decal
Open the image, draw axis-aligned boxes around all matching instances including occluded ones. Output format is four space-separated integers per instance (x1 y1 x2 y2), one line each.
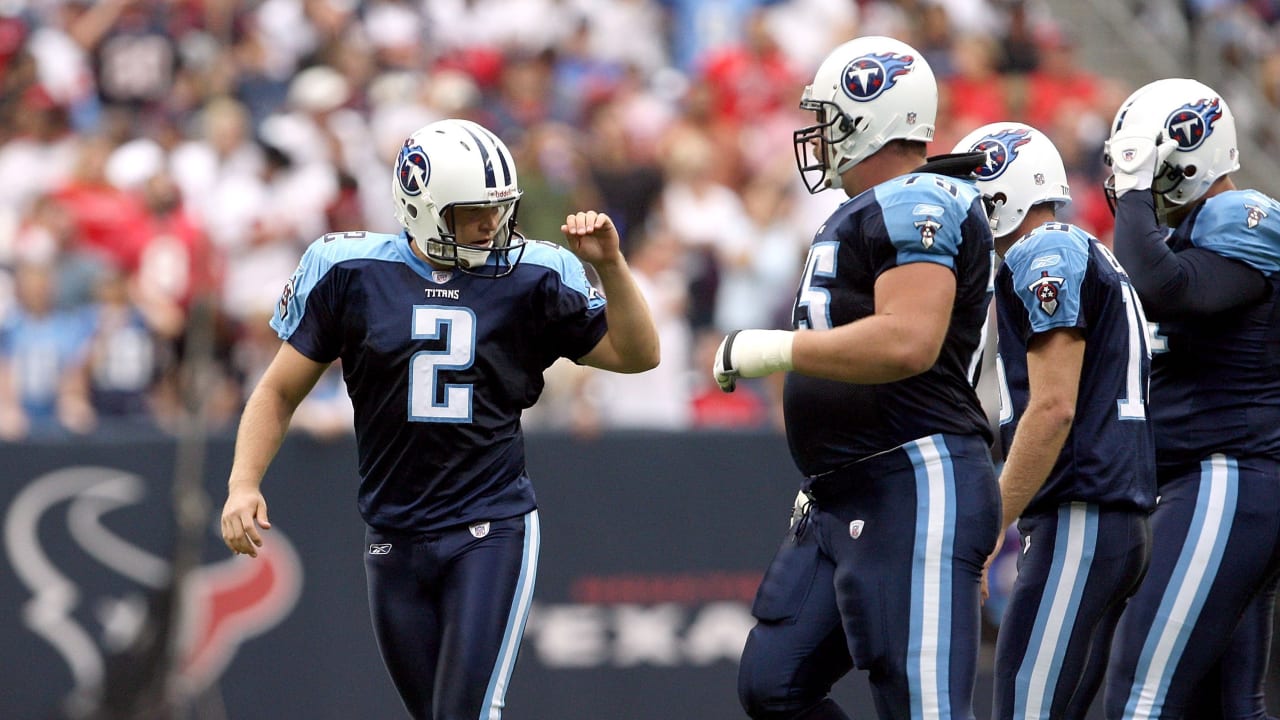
970 128 1033 180
1164 98 1223 151
841 52 914 102
396 143 430 196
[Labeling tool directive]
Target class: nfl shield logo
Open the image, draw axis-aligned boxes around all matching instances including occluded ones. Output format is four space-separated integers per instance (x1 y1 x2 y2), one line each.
431 270 452 284
849 520 865 539
470 522 490 539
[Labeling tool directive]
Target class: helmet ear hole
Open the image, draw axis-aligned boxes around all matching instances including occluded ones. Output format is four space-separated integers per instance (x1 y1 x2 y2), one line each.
1182 164 1197 177
407 205 418 218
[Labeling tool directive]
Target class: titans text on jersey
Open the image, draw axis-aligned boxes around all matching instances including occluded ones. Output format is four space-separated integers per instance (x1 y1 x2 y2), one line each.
273 231 607 532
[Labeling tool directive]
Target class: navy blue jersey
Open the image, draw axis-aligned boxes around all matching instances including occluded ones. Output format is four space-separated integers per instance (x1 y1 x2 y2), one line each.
1148 190 1280 469
783 172 996 476
996 223 1156 514
272 231 607 532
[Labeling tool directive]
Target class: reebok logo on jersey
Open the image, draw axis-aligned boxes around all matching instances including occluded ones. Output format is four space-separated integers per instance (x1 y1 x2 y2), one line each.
369 543 392 555
849 520 865 539
1023 535 1032 554
469 522 490 539
1029 254 1061 270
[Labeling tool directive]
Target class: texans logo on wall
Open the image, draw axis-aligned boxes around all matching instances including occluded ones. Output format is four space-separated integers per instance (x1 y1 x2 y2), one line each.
3 466 303 711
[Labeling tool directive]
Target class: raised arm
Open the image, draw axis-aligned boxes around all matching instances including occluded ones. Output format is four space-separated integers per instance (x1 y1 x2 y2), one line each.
563 211 661 374
1112 192 1268 319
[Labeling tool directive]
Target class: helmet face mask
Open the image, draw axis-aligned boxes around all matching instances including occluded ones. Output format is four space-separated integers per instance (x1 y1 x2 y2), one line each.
793 36 937 194
951 122 1071 240
393 119 526 278
1103 78 1239 223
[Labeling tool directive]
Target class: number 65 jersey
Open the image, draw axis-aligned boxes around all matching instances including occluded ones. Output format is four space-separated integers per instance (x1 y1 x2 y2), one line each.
272 231 608 532
783 171 996 477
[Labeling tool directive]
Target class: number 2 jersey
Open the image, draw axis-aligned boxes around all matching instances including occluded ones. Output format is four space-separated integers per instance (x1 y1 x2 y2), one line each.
783 171 996 477
996 223 1156 515
272 232 608 532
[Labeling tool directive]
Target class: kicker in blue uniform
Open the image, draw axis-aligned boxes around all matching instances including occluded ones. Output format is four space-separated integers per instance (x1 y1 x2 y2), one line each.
220 118 659 720
1104 78 1280 720
713 36 1002 720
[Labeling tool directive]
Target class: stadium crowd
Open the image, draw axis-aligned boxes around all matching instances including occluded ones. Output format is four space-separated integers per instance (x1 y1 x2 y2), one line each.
0 0 1155 440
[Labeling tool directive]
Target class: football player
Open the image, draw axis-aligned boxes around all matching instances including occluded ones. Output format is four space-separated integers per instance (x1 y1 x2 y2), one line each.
1103 77 1280 720
955 122 1155 718
220 118 659 719
714 35 1001 719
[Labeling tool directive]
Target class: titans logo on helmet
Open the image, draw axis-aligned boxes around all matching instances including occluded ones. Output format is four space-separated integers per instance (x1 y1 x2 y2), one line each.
841 52 914 102
1164 98 1223 151
396 143 431 196
970 128 1033 180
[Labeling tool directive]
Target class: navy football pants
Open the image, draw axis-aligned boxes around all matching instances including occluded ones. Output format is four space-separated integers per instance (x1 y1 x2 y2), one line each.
1105 455 1280 719
364 510 540 720
738 434 1001 720
993 503 1149 719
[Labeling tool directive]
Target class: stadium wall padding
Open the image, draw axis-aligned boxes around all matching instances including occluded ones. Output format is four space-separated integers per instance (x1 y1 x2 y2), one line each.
0 430 1210 719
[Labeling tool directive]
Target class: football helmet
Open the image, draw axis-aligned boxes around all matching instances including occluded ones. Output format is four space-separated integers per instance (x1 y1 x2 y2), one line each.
794 35 937 193
952 122 1071 239
1104 78 1239 219
392 118 525 277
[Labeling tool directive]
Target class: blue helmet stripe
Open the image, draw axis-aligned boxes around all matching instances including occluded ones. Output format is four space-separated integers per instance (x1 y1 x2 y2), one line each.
476 125 513 187
460 124 497 188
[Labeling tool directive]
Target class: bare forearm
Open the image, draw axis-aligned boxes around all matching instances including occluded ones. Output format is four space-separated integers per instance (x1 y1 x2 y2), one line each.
592 258 660 372
791 315 941 384
228 385 300 491
999 403 1072 528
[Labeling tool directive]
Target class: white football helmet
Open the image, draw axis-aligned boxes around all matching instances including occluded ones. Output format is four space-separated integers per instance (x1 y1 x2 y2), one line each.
794 35 937 193
392 118 525 277
952 122 1071 239
1104 78 1239 218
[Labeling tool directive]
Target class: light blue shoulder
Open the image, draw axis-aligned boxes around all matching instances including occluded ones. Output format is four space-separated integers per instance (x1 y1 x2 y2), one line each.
1192 190 1280 274
518 239 601 303
302 231 404 269
878 172 983 211
1005 223 1090 289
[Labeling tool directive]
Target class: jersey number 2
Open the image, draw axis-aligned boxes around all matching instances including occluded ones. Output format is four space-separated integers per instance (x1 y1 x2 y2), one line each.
409 306 476 422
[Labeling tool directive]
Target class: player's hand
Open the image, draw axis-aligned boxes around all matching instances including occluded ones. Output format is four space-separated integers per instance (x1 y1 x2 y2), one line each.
1107 129 1179 198
562 211 621 267
980 528 1007 606
713 329 795 393
221 485 272 558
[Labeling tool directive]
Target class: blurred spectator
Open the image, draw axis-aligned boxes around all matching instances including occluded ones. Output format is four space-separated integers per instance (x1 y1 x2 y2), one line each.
1019 28 1101 132
586 227 694 429
81 264 178 428
583 98 665 243
50 134 152 272
713 175 807 332
9 192 105 308
0 260 93 440
655 125 752 331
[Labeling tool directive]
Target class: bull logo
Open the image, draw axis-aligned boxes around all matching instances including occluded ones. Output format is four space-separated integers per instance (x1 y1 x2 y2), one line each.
4 467 303 714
